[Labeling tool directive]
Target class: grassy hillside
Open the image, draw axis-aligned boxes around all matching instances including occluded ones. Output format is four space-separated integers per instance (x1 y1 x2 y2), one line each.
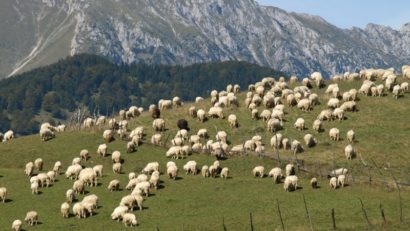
0 77 409 230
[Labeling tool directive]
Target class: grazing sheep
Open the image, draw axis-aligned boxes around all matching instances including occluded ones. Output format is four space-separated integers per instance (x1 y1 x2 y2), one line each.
103 130 114 142
291 140 303 153
270 133 283 149
267 118 283 132
3 130 14 141
393 85 402 99
195 97 204 103
80 149 89 161
111 151 121 163
47 171 56 183
108 179 120 191
153 118 166 131
215 131 228 143
189 106 197 118
285 164 295 176
284 175 298 192
183 161 197 175
66 189 75 203
149 172 160 189
0 187 7 203
31 182 39 194
73 202 86 218
294 118 305 131
197 109 206 122
347 130 355 143
312 119 323 133
173 96 182 107
297 98 312 111
344 145 355 160
228 114 238 128
330 177 338 189
282 138 291 150
251 109 259 120
93 165 103 177
159 99 172 111
97 144 108 157
53 161 62 174
167 165 178 179
166 146 182 159
338 175 346 187
126 141 136 153
332 108 344 121
12 219 22 231
73 180 85 194
220 167 229 179
113 163 122 174
151 133 162 146
72 157 81 166
376 84 384 97
329 168 348 177
34 158 43 171
61 202 70 218
24 211 38 226
327 98 340 108
40 128 55 141
111 205 129 221
152 108 161 119
317 109 333 121
142 162 160 174
25 162 34 177
252 166 265 178
340 101 357 112
401 82 409 92
329 128 340 141
304 134 317 148
310 178 318 188
123 213 138 227
268 167 282 183
208 106 224 119
201 165 210 178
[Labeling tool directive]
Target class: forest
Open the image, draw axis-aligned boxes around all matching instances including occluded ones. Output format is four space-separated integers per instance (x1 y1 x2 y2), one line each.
0 54 280 135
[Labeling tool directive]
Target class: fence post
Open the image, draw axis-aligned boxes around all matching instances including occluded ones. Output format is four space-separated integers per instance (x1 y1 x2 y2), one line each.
249 212 254 231
303 194 314 231
359 198 372 227
390 171 403 222
222 217 227 231
331 208 336 230
379 202 386 224
277 199 285 231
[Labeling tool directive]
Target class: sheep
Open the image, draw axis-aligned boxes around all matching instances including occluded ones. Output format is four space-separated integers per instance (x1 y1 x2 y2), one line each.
252 166 265 178
34 158 43 171
72 157 81 166
103 130 114 142
329 168 349 177
267 118 283 132
327 98 340 108
310 177 318 188
338 175 346 187
79 168 97 187
284 175 298 192
142 162 159 174
393 85 402 99
159 99 172 111
228 114 238 128
153 118 166 131
113 163 122 174
66 189 75 203
93 165 103 177
0 187 6 203
347 130 355 143
111 205 129 221
52 161 62 174
297 98 312 111
25 162 34 177
304 134 317 148
73 202 86 218
3 130 14 141
234 84 240 93
268 167 282 183
332 108 344 121
270 133 283 149
78 149 89 161
401 82 409 92
215 131 228 143
166 146 182 159
149 171 160 189
107 179 120 191
61 202 70 218
47 171 56 183
294 118 305 131
123 213 138 227
12 219 22 231
24 211 38 226
73 180 85 194
31 182 39 194
197 109 206 122
40 128 55 141
201 165 210 177
37 173 50 187
312 119 323 133
208 106 224 119
183 161 197 175
97 144 108 157
340 101 357 112
111 150 121 163
282 138 291 150
285 164 295 176
330 177 338 189
167 165 178 179
291 140 303 153
344 144 355 160
172 96 182 107
195 97 204 103
135 181 151 197
220 167 229 179
317 109 333 121
329 128 340 141
189 106 197 118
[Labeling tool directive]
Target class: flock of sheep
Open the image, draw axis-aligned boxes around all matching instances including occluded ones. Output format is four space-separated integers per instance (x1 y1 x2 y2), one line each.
1 64 409 230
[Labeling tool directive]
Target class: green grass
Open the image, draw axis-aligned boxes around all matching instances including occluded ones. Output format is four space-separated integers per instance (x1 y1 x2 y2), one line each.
0 78 410 230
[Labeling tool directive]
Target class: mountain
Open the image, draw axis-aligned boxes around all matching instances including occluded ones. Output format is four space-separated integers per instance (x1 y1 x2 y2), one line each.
2 0 410 78
0 54 278 135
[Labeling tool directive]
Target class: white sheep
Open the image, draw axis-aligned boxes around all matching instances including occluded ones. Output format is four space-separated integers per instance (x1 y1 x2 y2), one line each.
291 140 303 153
294 118 305 131
149 171 160 189
25 162 34 177
142 162 160 174
268 167 282 183
158 99 172 111
34 158 43 171
39 128 55 141
330 177 338 189
297 98 312 111
12 219 22 231
329 128 340 141
317 109 333 121
111 205 129 221
53 161 62 174
0 187 7 203
215 131 228 143
285 164 295 176
197 109 206 122
340 101 357 112
61 202 70 218
108 179 120 191
284 175 298 192
327 98 340 108
93 165 103 177
344 144 355 160
24 211 38 226
112 163 122 174
282 138 291 150
332 108 344 121
103 130 114 142
152 118 166 131
167 165 178 179
72 157 81 166
401 82 409 92
201 165 210 178
166 146 182 159
73 202 86 218
347 130 355 143
66 189 75 203
73 180 85 194
252 166 265 178
31 182 39 194
197 128 208 138
47 171 56 183
304 134 317 148
228 114 238 128
270 133 283 149
393 85 402 99
267 118 283 132
189 106 197 118
111 150 121 163
3 130 14 141
123 213 138 227
310 177 318 188
208 106 224 119
183 161 197 175
97 144 108 157
79 149 89 161
220 167 229 179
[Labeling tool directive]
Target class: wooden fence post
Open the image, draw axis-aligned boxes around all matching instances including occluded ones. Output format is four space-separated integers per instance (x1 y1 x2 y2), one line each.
390 171 403 223
303 194 314 231
277 199 285 231
359 198 372 227
331 208 336 230
249 212 254 231
379 202 386 224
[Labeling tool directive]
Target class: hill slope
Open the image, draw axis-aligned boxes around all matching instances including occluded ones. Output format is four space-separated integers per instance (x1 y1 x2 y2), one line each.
2 0 410 78
0 76 409 230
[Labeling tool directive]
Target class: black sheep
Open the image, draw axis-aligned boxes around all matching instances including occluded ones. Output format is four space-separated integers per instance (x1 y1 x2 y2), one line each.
177 119 189 131
152 108 161 119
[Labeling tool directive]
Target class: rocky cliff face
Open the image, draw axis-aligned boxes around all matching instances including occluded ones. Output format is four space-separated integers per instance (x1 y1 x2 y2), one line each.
2 0 410 78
